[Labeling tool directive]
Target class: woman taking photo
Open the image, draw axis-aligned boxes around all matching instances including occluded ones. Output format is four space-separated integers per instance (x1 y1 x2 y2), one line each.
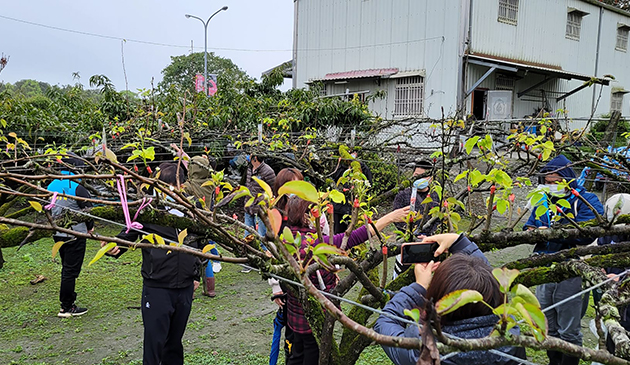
374 233 527 365
283 193 410 365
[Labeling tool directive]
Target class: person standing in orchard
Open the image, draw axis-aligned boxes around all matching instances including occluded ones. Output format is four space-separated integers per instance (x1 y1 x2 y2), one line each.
524 155 604 365
47 154 94 318
102 166 201 365
242 154 276 272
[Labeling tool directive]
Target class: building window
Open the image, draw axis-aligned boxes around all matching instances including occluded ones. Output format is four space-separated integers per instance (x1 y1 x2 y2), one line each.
319 84 327 97
498 0 519 25
617 26 629 52
394 76 424 117
611 92 624 113
566 12 583 40
495 74 516 91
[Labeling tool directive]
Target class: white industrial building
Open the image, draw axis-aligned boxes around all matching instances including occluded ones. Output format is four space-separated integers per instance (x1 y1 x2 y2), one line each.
289 0 630 123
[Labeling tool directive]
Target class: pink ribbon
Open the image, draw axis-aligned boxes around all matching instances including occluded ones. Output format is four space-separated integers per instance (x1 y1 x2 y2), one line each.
116 175 152 233
44 192 58 210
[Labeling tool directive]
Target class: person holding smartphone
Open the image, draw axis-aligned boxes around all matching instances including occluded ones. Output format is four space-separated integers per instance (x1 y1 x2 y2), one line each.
374 233 527 365
283 193 409 365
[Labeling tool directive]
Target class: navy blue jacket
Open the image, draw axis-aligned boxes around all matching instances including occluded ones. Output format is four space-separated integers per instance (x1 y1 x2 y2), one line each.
374 235 526 365
524 155 604 253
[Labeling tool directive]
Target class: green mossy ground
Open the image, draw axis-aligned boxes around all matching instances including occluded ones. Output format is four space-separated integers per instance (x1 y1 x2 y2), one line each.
0 223 392 365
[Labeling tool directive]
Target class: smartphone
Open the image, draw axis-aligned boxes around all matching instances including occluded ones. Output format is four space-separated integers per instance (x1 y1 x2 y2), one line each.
401 242 439 264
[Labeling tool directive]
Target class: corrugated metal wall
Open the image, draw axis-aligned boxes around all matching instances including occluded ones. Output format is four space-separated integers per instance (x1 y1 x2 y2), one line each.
295 0 462 119
468 0 630 119
296 0 630 121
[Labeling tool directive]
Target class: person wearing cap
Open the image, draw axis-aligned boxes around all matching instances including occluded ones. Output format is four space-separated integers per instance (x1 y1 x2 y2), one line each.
524 154 603 365
391 160 439 279
46 154 94 317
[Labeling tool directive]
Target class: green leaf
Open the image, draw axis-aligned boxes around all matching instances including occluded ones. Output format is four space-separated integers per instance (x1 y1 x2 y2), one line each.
120 143 138 150
245 196 256 208
278 180 319 203
29 201 43 213
535 205 548 219
143 147 156 161
328 189 346 204
464 136 480 155
404 308 420 323
183 132 192 147
515 302 548 341
284 243 297 256
252 176 273 199
492 267 520 293
312 243 345 257
89 242 116 266
469 170 485 187
557 199 571 209
511 284 540 307
496 199 508 215
435 289 484 316
454 170 469 183
496 170 513 188
52 241 66 259
282 226 294 243
492 303 521 318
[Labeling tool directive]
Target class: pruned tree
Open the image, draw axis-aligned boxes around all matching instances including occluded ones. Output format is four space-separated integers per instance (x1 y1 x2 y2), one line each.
4 78 630 365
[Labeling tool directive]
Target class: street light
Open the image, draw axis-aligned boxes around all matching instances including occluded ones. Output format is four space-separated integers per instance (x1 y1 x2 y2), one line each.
185 6 228 95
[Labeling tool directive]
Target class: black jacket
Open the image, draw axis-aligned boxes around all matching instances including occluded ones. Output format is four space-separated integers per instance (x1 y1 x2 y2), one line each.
113 221 201 289
392 188 439 234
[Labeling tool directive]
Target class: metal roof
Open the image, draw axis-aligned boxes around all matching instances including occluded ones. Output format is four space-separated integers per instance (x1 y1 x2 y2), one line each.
466 54 606 83
318 68 399 81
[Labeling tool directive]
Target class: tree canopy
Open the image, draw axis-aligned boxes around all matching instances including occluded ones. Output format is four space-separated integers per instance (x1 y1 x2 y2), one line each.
159 52 250 93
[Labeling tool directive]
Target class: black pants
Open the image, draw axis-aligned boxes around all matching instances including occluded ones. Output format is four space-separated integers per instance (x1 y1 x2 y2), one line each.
141 285 194 365
56 237 86 310
287 332 319 365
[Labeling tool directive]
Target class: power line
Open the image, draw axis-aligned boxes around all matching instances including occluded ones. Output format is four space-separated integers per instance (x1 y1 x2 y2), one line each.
0 14 444 53
0 14 290 53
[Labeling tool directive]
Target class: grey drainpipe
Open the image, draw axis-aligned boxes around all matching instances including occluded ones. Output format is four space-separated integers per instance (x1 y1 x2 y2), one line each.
457 0 473 115
591 7 603 114
292 0 299 89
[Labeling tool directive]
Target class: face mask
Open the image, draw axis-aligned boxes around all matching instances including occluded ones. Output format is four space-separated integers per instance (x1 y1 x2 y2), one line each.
413 178 430 190
545 184 565 196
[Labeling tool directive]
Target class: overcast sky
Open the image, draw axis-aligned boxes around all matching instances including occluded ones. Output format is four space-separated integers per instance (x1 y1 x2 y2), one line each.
0 0 294 91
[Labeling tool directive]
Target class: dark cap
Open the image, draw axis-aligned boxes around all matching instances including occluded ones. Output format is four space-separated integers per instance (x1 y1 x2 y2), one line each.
414 159 433 171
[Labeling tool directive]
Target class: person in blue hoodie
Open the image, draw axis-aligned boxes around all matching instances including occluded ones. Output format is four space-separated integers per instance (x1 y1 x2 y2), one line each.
524 154 604 365
374 233 526 365
47 155 94 318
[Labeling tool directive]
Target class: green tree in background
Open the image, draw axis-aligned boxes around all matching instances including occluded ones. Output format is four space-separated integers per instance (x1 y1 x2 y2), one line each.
159 52 250 93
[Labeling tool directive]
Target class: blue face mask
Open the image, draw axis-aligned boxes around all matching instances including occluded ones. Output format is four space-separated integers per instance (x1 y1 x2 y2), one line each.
413 178 430 190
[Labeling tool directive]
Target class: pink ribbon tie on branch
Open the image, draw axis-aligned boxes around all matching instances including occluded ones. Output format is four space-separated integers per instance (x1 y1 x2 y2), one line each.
116 175 152 233
44 192 58 210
